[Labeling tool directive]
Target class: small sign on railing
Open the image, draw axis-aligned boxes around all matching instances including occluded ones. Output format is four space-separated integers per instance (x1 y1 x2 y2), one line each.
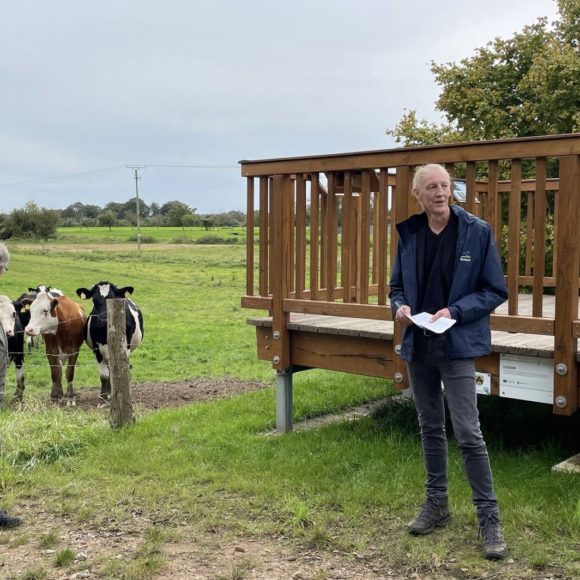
499 353 553 404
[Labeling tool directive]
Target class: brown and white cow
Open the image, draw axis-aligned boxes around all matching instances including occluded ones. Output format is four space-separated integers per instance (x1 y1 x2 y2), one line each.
15 286 64 352
22 291 86 404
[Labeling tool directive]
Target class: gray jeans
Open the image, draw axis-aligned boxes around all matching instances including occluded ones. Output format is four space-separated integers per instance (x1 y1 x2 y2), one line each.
407 332 499 520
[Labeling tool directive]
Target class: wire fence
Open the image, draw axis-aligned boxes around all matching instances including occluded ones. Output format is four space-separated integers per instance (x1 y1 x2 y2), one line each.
5 311 140 369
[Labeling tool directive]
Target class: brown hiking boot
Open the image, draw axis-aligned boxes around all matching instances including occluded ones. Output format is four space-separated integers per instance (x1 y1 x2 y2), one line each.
479 514 508 560
407 498 451 535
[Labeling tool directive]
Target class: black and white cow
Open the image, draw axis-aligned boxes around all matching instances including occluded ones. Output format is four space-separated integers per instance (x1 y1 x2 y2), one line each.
0 295 25 401
76 281 144 402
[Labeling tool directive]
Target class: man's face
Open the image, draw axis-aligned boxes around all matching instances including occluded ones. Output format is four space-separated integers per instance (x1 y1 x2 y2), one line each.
413 169 451 218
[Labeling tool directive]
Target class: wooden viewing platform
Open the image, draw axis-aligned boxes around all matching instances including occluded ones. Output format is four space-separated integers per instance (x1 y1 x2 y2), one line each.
240 134 580 432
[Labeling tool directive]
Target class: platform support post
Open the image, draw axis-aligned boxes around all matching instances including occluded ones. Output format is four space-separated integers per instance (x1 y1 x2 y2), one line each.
276 368 293 433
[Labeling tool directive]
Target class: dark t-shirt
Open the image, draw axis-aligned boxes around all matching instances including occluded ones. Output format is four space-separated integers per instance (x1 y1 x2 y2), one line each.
418 211 458 314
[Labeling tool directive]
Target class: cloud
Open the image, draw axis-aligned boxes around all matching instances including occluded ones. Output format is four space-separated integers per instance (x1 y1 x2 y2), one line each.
0 0 559 212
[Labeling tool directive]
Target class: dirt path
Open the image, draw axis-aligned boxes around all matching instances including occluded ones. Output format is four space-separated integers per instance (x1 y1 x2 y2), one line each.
74 376 270 410
1 505 400 579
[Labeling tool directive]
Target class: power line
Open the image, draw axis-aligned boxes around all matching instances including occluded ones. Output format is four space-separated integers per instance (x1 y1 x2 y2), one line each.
146 164 237 168
0 163 238 191
0 166 123 190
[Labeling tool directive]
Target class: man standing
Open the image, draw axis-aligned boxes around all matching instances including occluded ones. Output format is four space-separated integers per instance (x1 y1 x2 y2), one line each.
0 242 22 529
389 164 508 559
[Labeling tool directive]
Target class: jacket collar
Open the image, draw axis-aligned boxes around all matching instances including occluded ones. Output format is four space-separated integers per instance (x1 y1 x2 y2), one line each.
397 204 472 237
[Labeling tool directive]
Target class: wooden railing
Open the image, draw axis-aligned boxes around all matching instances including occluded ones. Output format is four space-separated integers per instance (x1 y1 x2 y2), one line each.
240 134 580 415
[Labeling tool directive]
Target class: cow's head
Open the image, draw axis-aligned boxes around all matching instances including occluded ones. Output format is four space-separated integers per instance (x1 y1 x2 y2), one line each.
23 291 60 336
29 285 64 297
76 282 134 311
0 295 18 336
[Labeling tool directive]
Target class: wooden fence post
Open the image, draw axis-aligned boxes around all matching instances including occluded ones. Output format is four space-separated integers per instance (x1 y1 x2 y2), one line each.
553 155 579 415
107 298 134 427
391 166 411 391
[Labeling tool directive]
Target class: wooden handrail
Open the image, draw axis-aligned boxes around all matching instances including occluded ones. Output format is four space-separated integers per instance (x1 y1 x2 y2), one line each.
240 134 580 176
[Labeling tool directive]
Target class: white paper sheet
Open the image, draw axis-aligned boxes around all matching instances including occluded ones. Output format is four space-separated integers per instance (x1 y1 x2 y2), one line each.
405 311 457 334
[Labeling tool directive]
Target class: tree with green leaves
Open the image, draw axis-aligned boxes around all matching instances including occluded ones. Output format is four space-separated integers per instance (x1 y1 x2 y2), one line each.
388 0 579 146
102 202 125 220
161 201 197 227
148 202 163 227
98 210 117 231
6 202 59 239
61 202 102 226
122 197 150 220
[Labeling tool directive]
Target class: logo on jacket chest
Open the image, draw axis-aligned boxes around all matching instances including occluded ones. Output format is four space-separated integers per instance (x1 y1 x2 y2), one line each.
459 251 472 263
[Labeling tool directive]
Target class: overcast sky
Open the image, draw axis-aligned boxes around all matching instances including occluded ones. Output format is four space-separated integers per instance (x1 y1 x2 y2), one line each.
0 0 560 215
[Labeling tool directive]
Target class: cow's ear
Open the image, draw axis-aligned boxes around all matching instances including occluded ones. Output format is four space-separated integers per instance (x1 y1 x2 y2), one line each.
50 298 59 312
20 297 33 307
117 286 134 297
76 288 90 299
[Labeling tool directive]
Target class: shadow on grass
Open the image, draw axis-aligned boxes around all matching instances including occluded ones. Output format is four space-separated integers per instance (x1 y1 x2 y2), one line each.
371 395 580 455
477 397 580 454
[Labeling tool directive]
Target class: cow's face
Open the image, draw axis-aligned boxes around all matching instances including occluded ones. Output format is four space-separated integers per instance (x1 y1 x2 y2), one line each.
77 282 134 312
0 295 17 336
25 291 59 336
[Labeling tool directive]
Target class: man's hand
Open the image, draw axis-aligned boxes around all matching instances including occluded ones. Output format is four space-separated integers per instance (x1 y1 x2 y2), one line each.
395 305 413 328
430 308 451 321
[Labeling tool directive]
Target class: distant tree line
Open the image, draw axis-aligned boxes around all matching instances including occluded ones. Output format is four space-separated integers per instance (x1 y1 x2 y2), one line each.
0 198 247 240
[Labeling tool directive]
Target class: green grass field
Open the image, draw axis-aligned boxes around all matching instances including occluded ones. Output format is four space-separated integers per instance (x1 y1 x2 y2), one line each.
56 225 248 244
2 242 267 390
0 235 579 579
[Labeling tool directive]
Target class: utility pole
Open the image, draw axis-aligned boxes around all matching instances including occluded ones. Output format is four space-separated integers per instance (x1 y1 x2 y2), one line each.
126 165 145 252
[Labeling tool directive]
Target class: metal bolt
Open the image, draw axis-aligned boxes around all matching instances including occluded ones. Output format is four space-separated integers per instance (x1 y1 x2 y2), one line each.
273 331 280 340
394 344 402 355
556 363 568 376
393 372 404 384
555 396 567 408
272 355 280 365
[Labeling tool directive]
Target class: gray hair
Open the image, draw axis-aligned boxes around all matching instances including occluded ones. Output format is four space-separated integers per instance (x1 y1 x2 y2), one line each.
412 164 450 191
0 243 9 272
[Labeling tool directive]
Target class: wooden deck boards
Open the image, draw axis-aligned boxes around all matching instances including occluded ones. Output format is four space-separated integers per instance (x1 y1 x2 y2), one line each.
247 294 580 361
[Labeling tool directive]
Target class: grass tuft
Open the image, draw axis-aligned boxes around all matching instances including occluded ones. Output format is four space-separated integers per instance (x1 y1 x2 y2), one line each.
37 531 58 549
1 399 106 472
217 558 255 580
55 548 75 567
15 566 47 580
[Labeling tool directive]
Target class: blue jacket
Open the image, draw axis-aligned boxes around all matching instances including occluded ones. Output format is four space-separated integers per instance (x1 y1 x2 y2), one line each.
389 205 507 361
